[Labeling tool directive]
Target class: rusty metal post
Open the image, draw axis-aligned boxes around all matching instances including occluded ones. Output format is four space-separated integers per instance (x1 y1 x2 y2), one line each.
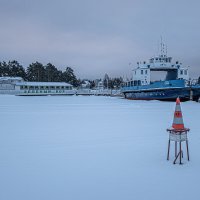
175 141 177 157
167 139 170 160
186 139 190 161
179 141 182 164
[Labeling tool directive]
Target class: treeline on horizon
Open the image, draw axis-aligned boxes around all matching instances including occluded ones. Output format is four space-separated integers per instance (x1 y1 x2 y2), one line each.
0 60 123 89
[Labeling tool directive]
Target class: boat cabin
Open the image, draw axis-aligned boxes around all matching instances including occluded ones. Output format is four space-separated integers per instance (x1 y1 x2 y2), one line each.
125 49 189 87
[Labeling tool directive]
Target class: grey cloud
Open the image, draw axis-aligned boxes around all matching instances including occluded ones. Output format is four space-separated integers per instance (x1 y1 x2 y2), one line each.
0 0 200 79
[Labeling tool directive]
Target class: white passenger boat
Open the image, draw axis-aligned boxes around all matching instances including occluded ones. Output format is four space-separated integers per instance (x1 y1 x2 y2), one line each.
0 77 76 96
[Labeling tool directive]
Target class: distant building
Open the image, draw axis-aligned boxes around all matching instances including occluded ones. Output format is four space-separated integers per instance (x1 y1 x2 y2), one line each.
80 80 91 89
0 77 23 93
94 79 104 89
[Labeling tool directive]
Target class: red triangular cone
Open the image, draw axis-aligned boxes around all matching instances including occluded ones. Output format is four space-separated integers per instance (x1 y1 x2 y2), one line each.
172 97 185 130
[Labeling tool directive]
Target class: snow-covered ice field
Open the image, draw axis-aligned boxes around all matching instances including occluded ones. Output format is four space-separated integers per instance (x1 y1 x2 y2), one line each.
0 95 200 200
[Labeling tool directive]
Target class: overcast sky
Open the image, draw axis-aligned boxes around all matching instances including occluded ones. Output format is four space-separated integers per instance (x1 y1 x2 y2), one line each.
0 0 200 79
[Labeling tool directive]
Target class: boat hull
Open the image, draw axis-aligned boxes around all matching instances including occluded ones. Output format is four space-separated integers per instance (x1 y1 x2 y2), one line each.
122 80 200 101
123 87 200 101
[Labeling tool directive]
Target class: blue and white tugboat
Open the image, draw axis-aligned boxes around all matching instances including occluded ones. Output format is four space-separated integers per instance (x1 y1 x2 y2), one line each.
121 43 200 101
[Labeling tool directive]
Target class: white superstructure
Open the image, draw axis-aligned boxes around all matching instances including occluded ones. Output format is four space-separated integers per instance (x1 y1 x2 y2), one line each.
0 77 23 94
131 43 189 86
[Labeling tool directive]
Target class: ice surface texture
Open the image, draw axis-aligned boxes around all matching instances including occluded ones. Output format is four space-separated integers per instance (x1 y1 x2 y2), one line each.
0 95 199 200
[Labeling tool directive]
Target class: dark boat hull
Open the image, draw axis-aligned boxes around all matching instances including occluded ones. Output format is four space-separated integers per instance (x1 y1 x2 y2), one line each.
122 80 200 101
123 87 200 101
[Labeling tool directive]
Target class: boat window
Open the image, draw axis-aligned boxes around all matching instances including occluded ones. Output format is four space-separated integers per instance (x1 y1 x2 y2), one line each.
145 70 148 74
180 70 183 75
141 70 143 75
131 81 134 86
184 70 187 75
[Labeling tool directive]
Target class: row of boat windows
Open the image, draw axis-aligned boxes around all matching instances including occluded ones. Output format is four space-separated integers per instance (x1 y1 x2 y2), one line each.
123 81 142 87
135 70 148 75
149 57 172 63
139 93 165 96
129 93 166 97
20 86 72 90
23 90 68 94
135 69 187 76
180 70 187 75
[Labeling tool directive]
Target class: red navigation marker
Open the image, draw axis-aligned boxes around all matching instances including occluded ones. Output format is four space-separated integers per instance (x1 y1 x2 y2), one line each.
172 97 185 130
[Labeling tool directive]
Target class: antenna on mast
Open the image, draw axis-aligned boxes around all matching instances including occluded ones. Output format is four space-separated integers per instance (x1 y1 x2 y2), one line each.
157 40 160 56
160 36 163 56
160 36 166 56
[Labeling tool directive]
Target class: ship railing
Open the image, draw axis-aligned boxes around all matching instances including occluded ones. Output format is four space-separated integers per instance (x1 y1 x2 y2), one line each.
21 89 76 95
186 79 199 86
190 79 199 86
183 79 200 87
185 80 190 86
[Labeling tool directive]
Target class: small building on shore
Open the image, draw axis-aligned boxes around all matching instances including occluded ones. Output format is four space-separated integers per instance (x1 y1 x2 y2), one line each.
80 80 91 89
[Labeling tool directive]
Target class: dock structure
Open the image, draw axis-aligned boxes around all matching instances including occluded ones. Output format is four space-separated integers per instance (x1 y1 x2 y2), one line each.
76 89 122 97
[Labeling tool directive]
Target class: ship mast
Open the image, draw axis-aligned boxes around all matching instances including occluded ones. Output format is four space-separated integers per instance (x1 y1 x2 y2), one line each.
160 36 165 57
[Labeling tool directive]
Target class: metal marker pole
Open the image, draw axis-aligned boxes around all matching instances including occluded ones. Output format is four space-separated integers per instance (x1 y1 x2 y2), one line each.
179 141 182 164
186 139 190 161
167 139 170 160
175 141 177 157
